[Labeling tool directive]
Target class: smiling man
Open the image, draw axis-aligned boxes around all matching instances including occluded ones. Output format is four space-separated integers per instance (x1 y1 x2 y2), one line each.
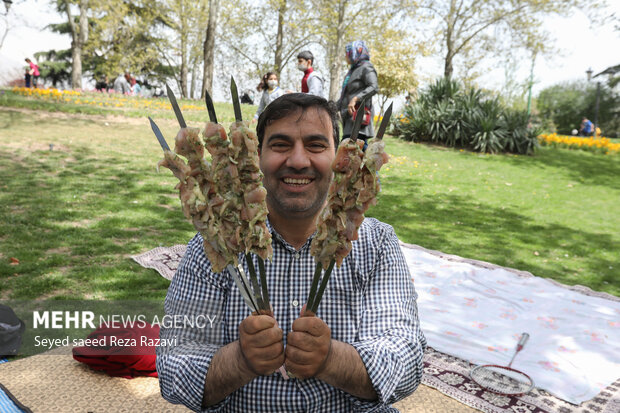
157 93 426 412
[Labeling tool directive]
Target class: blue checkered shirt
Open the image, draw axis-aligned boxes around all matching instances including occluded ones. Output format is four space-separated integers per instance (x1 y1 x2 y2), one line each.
156 218 426 412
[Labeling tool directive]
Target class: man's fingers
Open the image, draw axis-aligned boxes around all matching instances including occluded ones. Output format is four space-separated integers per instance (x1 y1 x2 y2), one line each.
285 342 315 365
292 317 327 337
287 330 321 352
241 314 276 334
250 326 283 348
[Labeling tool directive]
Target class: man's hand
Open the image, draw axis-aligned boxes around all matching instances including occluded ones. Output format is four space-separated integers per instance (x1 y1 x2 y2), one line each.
285 309 331 379
347 96 359 116
239 315 284 376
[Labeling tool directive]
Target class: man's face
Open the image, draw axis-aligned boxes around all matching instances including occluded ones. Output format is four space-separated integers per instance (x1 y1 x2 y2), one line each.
297 58 309 69
260 108 335 221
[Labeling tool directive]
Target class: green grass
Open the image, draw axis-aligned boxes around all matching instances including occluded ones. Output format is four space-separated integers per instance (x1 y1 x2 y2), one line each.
0 104 618 301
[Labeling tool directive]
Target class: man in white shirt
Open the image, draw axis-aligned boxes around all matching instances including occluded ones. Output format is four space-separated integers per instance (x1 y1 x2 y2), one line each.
297 51 325 98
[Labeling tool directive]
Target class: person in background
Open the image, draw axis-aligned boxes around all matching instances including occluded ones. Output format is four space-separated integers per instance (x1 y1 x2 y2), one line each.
579 117 593 137
296 50 324 98
131 77 141 96
252 72 285 123
337 40 378 148
25 58 40 88
95 75 109 92
24 67 31 88
113 72 132 94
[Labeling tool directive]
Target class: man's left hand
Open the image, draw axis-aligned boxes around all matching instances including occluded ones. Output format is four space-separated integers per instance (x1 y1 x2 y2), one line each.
285 310 331 379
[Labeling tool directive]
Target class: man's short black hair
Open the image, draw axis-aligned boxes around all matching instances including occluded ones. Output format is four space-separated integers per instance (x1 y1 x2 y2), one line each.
256 93 340 150
297 50 314 65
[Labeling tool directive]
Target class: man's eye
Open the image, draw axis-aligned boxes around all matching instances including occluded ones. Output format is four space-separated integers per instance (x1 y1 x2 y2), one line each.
271 142 290 150
308 143 327 152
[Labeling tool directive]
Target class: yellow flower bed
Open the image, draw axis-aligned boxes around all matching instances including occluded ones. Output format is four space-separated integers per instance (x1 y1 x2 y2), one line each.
12 87 81 99
11 87 203 112
538 133 619 155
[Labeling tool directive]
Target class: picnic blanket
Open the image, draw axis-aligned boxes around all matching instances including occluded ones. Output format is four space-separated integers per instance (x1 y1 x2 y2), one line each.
132 243 620 408
0 346 478 413
401 242 620 405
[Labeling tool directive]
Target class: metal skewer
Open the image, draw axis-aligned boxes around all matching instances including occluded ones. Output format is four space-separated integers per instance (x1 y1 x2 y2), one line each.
148 117 171 151
228 265 259 313
205 91 218 124
166 84 187 128
375 103 393 140
349 96 368 142
230 76 243 122
309 260 335 314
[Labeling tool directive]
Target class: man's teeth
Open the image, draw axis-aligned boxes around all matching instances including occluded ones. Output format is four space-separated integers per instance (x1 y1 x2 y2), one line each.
283 178 311 185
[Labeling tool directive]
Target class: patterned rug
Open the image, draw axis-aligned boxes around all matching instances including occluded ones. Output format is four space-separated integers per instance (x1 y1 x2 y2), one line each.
132 245 620 412
422 347 620 413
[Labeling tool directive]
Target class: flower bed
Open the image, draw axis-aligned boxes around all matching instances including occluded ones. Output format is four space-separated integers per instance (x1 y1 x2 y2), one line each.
538 133 619 155
11 87 203 112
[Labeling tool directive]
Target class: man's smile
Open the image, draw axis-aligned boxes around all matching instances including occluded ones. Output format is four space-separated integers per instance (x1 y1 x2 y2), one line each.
282 176 314 186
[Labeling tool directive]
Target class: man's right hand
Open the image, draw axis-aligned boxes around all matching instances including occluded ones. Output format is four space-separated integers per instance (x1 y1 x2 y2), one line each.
239 315 284 376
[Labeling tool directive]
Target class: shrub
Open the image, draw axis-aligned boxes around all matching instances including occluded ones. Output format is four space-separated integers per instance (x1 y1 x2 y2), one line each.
393 77 539 154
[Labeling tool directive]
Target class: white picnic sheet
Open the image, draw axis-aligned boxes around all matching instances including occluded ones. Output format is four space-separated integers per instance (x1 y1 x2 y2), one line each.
401 243 620 405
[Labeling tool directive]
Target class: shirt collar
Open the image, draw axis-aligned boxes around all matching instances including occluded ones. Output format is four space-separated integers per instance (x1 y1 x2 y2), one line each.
265 216 315 253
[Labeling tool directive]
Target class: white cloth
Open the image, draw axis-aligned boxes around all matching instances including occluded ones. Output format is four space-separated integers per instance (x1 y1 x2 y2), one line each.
307 71 324 98
401 244 620 404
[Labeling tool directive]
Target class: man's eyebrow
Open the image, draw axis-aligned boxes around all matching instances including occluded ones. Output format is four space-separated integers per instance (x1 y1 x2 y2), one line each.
265 133 293 144
302 134 330 144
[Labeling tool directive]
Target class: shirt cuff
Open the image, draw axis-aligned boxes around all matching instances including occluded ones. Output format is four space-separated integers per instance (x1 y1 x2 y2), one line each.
157 344 231 412
349 337 419 408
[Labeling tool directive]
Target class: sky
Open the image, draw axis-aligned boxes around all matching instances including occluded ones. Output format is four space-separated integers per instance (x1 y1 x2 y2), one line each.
1 0 619 97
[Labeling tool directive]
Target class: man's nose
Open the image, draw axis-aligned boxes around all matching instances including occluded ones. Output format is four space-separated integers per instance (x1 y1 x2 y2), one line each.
285 143 311 169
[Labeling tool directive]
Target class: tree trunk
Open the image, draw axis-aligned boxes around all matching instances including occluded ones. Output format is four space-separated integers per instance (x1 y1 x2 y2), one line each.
190 63 198 99
443 0 456 79
328 0 346 101
66 0 88 90
444 49 454 79
180 43 188 97
201 0 220 99
274 0 286 77
179 0 188 97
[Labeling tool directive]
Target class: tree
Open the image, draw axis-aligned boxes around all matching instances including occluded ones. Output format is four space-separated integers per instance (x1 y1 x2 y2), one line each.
59 0 89 89
201 0 220 98
310 0 416 100
369 29 424 122
218 0 316 84
417 0 597 79
82 0 168 83
536 81 619 137
34 49 72 87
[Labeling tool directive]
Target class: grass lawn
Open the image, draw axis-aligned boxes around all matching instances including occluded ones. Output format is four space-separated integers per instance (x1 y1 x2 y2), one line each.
0 104 618 301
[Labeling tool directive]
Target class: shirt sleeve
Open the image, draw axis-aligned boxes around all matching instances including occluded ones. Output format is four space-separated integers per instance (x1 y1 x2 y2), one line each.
347 224 426 411
254 91 267 120
308 75 324 98
355 65 378 103
156 234 232 412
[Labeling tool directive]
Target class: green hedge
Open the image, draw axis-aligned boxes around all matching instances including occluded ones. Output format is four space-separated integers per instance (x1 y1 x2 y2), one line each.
393 78 540 154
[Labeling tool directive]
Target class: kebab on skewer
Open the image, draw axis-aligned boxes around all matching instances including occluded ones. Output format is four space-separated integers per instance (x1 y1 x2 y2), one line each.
150 81 272 313
306 102 393 314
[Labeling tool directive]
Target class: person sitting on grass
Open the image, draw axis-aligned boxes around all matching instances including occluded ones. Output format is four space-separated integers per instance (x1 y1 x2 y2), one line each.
156 93 426 412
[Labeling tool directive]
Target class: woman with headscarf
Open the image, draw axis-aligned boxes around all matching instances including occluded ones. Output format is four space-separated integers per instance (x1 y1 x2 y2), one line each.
253 72 285 122
337 41 378 145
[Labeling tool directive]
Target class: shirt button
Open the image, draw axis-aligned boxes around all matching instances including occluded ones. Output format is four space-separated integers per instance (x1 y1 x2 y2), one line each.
292 300 299 307
294 253 300 259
